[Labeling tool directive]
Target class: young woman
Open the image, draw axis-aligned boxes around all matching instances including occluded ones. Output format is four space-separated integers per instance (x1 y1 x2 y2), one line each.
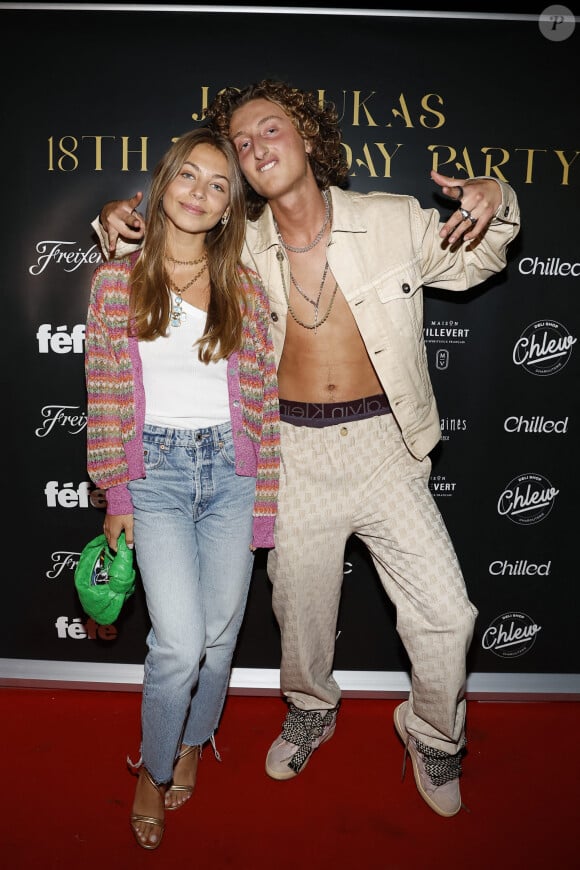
84 127 280 850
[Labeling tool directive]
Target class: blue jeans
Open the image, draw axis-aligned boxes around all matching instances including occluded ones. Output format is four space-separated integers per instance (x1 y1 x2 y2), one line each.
128 422 256 784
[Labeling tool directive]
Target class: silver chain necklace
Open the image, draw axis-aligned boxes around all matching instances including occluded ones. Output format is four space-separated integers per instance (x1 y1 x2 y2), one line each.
274 189 331 253
276 248 339 333
291 259 330 311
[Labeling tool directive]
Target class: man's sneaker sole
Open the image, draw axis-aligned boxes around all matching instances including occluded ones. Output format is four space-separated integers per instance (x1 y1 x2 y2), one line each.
393 701 461 818
265 722 336 781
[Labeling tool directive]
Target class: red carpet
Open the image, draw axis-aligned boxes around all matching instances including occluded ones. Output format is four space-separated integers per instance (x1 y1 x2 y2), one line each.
2 688 577 868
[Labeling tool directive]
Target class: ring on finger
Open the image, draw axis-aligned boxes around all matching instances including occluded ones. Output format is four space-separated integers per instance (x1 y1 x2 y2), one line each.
459 207 476 224
456 185 464 200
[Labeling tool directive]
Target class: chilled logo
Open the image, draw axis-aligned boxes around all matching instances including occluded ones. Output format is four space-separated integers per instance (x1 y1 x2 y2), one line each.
488 560 551 577
482 612 541 658
36 404 87 437
504 415 568 434
497 472 558 525
37 324 85 354
513 319 576 376
29 241 102 275
518 256 580 277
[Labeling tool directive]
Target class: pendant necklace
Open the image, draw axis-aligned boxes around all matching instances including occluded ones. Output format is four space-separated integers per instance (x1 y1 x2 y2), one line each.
169 256 208 327
274 189 337 331
276 248 339 333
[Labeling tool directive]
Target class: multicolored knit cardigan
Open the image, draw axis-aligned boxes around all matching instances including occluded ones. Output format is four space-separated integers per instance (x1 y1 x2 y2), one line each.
85 253 280 549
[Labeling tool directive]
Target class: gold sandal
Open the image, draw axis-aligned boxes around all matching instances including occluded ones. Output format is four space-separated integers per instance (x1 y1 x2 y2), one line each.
165 744 200 811
130 767 165 851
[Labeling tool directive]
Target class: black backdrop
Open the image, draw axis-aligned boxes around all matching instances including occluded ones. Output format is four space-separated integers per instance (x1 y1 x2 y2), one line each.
1 4 579 697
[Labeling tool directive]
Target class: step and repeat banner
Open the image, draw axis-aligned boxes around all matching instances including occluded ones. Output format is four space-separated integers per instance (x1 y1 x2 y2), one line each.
1 4 578 696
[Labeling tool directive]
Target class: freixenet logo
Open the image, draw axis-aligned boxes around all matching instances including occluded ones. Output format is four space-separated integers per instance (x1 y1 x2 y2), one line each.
37 324 85 354
497 472 559 526
46 550 80 580
35 405 87 438
513 319 576 376
29 241 102 275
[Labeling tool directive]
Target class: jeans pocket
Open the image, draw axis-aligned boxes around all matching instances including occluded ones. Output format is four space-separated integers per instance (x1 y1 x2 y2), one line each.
217 431 236 468
143 440 166 471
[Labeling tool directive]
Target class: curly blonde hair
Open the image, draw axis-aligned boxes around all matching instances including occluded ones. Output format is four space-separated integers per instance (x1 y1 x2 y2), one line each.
207 80 349 221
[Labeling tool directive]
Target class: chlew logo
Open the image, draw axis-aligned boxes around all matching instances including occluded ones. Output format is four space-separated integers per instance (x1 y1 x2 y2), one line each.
497 472 558 526
513 319 576 376
481 611 541 659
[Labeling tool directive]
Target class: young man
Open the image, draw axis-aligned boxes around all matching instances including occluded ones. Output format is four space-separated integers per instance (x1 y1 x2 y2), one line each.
94 79 520 818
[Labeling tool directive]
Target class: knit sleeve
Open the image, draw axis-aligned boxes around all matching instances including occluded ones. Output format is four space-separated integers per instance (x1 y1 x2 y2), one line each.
85 261 136 493
240 269 280 545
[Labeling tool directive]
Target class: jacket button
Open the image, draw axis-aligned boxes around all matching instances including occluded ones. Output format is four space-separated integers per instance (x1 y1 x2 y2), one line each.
402 283 411 294
271 312 278 322
340 426 348 436
504 206 510 217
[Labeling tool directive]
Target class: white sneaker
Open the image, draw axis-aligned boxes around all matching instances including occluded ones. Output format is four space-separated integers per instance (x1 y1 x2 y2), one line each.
394 701 463 817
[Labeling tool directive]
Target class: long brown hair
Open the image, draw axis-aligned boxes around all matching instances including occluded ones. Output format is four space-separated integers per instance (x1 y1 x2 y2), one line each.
129 126 249 362
207 79 349 221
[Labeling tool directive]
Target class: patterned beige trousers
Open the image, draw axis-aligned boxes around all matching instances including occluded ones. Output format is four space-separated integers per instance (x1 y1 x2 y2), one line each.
267 412 477 754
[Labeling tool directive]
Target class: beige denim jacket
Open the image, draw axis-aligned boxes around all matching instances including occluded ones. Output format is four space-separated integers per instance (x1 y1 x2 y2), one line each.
92 179 519 461
241 182 520 460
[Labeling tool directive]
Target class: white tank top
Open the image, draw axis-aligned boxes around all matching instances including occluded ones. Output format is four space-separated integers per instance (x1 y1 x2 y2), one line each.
139 298 230 429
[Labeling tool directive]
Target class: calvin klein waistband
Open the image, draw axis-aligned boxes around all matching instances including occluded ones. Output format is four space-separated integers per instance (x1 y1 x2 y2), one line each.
279 393 391 428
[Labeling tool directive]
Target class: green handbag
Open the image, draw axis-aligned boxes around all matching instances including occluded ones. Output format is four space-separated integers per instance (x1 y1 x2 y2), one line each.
74 532 136 625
